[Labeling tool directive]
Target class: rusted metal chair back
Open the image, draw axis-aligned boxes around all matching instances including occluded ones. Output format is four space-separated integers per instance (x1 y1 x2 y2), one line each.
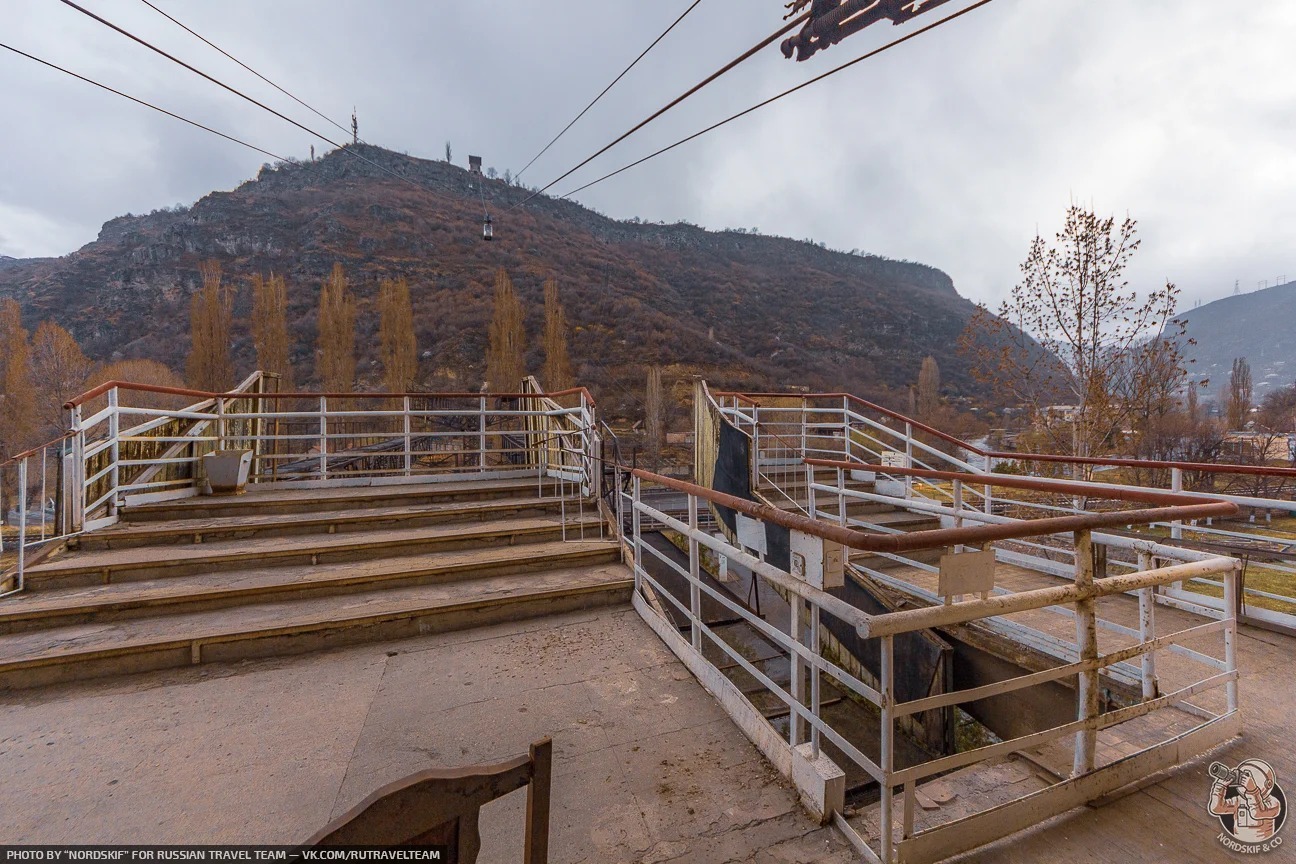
307 738 552 863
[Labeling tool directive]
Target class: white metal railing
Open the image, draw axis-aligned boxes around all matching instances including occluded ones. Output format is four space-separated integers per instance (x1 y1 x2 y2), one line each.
623 465 1241 863
715 391 1296 631
2 374 599 596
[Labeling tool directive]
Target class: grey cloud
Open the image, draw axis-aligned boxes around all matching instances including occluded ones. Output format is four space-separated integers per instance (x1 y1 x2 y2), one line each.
2 0 1293 311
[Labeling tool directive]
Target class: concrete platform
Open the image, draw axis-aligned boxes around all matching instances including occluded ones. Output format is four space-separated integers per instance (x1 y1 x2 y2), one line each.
0 605 857 863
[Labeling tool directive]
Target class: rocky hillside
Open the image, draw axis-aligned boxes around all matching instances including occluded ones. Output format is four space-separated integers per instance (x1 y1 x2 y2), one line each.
1177 281 1296 396
0 144 1008 417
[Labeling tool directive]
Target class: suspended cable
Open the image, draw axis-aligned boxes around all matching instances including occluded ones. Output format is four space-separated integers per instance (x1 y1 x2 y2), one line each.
558 0 995 201
137 0 353 138
137 0 473 203
511 9 811 211
56 0 468 208
0 41 288 162
516 0 704 181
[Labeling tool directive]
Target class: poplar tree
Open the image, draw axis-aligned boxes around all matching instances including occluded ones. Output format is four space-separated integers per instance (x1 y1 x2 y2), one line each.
915 356 941 423
185 260 234 392
645 366 664 459
378 277 417 393
317 264 356 392
0 300 34 456
485 269 525 391
1227 357 1253 431
251 272 292 389
542 278 572 391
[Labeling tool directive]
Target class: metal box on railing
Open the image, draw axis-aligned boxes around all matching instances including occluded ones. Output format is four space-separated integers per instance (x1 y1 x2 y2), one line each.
790 529 845 590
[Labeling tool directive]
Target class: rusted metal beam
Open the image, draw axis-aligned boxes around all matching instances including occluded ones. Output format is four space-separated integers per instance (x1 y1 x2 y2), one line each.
630 467 1238 554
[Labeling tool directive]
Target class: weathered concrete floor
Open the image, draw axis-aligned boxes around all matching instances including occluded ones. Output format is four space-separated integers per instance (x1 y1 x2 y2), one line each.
0 604 855 863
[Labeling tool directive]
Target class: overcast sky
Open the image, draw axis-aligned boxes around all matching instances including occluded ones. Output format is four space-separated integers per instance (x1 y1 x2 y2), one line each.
3 0 1294 310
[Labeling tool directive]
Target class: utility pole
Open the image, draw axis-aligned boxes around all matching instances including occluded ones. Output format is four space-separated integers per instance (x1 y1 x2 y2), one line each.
310 144 315 161
351 108 358 145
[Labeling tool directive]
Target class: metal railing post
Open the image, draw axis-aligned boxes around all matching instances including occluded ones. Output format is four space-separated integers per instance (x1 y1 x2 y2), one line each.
70 405 85 532
953 478 964 553
479 395 488 470
1225 562 1240 713
216 396 226 450
318 396 328 482
1137 550 1158 700
16 457 28 592
632 474 643 595
1171 467 1184 540
1072 529 1098 776
688 493 702 652
107 387 120 516
904 422 914 499
880 634 895 863
806 462 817 520
403 396 412 477
810 603 821 759
837 466 846 527
40 445 48 542
790 595 803 748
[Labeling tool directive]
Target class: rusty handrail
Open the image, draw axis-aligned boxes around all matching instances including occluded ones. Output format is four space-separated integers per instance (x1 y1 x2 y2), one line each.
0 432 77 469
67 381 597 410
805 458 1225 507
631 466 1238 554
716 390 1296 479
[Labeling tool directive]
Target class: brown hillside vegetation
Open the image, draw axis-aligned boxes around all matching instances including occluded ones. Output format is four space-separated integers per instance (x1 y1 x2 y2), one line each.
0 144 1022 419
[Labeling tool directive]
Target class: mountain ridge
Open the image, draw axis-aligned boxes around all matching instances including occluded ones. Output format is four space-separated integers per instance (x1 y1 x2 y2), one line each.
0 144 1002 416
1177 281 1296 397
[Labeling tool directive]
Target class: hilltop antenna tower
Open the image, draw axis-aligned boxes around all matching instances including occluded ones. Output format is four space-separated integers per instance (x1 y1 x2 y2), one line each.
1234 280 1240 296
351 108 358 145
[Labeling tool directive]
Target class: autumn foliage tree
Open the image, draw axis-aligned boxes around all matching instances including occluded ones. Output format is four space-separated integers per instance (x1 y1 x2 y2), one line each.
0 300 34 457
542 278 572 391
30 320 93 435
486 269 525 391
317 263 357 392
185 260 234 392
251 273 292 389
378 277 418 393
960 205 1188 472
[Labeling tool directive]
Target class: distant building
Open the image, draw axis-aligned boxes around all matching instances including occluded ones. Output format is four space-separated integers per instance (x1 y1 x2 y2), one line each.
468 155 483 175
1222 431 1296 462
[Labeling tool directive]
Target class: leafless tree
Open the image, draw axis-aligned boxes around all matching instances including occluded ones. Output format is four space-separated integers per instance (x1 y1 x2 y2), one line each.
960 204 1188 477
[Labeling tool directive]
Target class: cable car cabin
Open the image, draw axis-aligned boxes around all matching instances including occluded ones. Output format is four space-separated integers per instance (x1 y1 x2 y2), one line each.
482 216 493 241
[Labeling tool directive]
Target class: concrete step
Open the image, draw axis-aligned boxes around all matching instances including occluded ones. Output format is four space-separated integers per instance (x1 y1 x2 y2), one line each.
83 496 572 550
25 515 605 591
0 563 633 690
121 478 550 522
0 539 621 635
